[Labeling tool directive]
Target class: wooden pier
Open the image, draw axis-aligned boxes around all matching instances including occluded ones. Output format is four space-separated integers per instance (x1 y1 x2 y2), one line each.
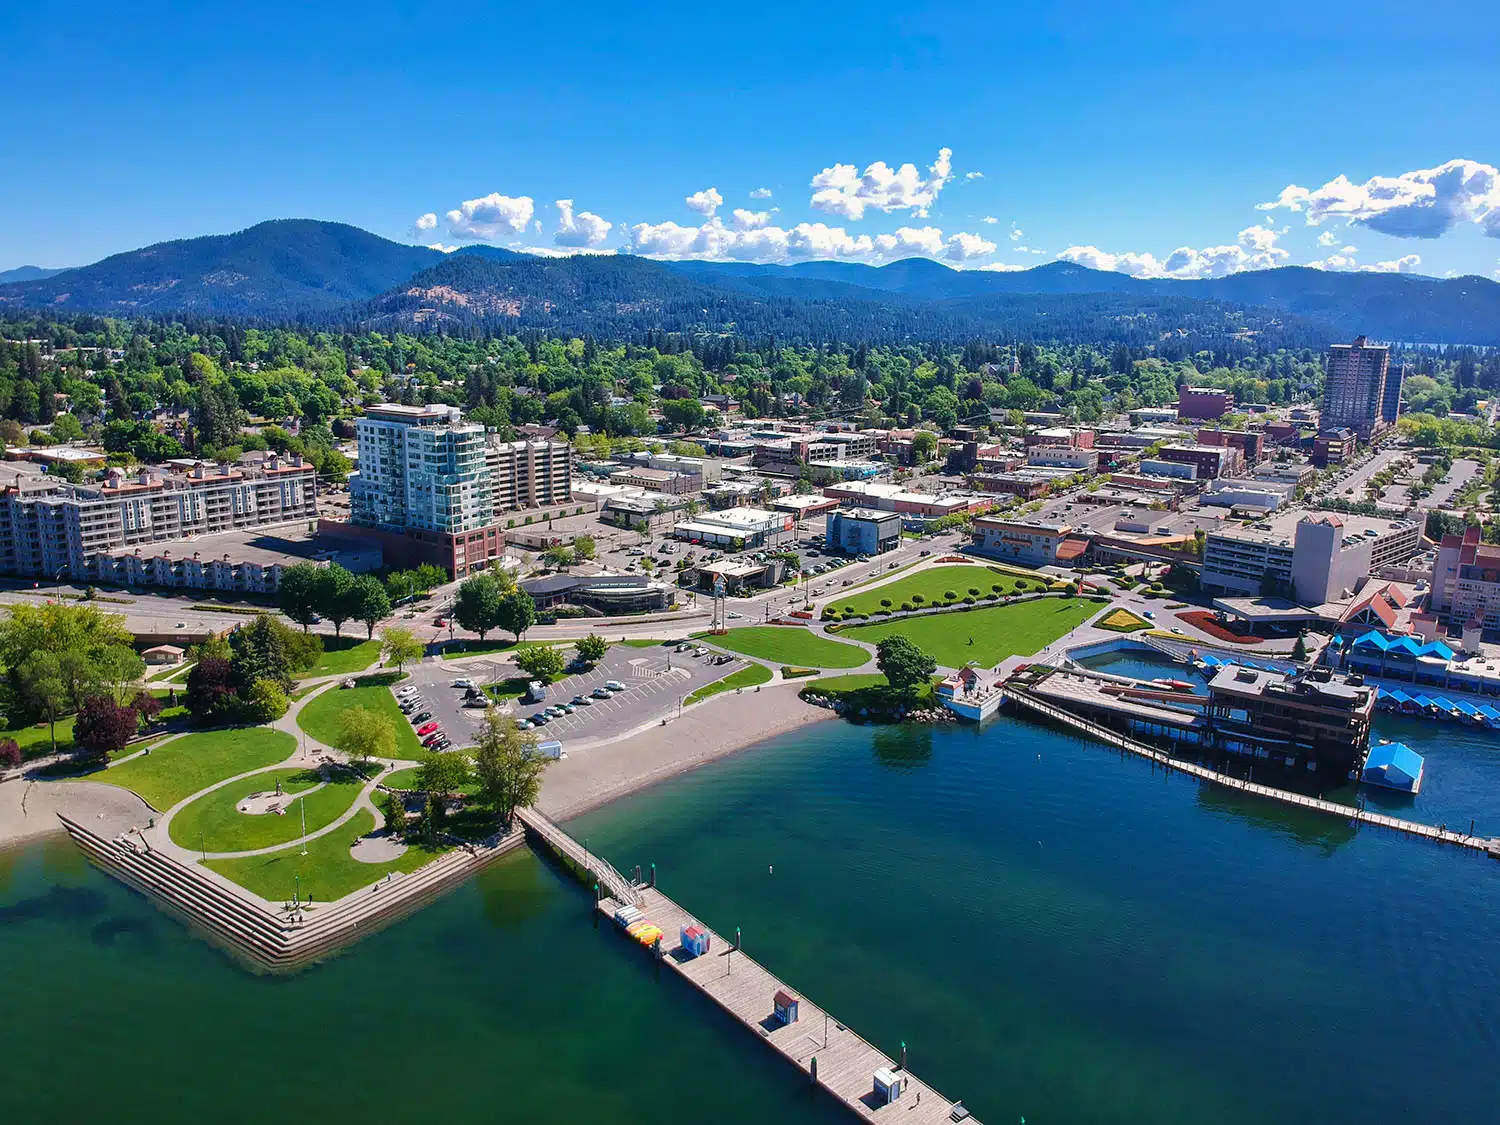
600 887 980 1124
1005 687 1500 856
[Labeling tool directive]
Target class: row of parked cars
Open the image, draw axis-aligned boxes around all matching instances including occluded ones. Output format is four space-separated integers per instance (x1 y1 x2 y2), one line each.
517 680 629 731
396 684 451 752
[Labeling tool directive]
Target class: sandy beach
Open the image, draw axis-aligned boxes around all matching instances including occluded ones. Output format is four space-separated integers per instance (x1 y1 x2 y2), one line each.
538 682 833 820
0 778 153 850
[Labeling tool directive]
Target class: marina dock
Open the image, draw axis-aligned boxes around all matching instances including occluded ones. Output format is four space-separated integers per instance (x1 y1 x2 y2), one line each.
517 808 979 1123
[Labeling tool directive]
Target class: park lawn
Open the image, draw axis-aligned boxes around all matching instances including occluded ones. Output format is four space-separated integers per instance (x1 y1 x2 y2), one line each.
701 626 869 669
296 637 382 679
685 662 773 705
830 564 1052 616
297 682 425 759
94 727 296 810
204 808 448 903
840 598 1099 667
2 715 77 760
620 638 666 648
168 767 366 852
382 764 481 796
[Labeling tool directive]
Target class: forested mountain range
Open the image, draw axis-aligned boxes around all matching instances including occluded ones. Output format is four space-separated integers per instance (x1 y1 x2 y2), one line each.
0 265 67 285
3 219 1498 345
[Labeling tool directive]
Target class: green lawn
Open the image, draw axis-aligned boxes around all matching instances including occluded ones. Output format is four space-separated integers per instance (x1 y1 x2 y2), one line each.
168 766 366 852
839 598 1098 667
204 808 448 903
620 638 666 648
829 564 1055 616
382 764 481 796
1 715 77 760
297 682 425 759
701 626 869 669
296 637 382 679
93 727 296 810
684 662 773 705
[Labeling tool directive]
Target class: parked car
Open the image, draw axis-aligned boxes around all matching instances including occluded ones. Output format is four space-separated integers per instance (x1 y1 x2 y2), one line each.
1143 610 1155 619
411 711 432 724
464 696 490 708
422 732 446 747
604 680 627 692
545 705 565 718
429 738 451 751
558 702 576 714
571 695 593 707
452 678 473 688
400 699 425 712
516 720 534 731
530 713 549 725
416 720 440 736
592 687 613 699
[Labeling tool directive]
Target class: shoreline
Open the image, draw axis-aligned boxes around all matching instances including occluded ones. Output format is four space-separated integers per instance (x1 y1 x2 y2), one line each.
0 778 154 852
537 681 835 821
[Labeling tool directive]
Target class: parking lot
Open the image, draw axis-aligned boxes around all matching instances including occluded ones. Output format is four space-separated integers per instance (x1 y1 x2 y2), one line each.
395 642 743 751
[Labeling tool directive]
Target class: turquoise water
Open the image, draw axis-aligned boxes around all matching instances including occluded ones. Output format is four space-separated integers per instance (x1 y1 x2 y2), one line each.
5 702 1500 1124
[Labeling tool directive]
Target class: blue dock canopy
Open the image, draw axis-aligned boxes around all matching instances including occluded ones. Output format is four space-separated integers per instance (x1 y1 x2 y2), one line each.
1362 743 1425 793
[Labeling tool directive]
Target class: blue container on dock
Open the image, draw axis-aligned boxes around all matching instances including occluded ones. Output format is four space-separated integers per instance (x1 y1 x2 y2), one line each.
681 924 710 958
774 989 800 1026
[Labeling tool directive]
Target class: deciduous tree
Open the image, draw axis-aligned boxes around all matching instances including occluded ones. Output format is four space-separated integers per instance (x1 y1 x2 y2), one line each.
17 652 67 752
351 574 392 639
875 635 937 695
417 750 472 796
515 644 564 681
74 695 140 761
336 705 395 768
496 589 536 641
472 710 545 823
575 634 608 665
185 656 237 723
379 627 425 674
278 563 323 631
454 573 504 641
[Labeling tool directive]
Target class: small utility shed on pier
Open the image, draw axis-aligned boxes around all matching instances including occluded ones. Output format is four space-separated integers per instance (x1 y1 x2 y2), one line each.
1361 742 1425 794
773 989 800 1025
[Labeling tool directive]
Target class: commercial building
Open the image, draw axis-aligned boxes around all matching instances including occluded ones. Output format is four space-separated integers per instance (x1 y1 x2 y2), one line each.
1312 429 1357 467
822 481 984 519
615 450 722 483
1157 443 1241 479
1201 512 1421 604
1196 428 1265 466
1025 427 1095 450
1199 481 1286 512
968 468 1073 499
0 455 318 584
1206 664 1376 772
1322 336 1390 441
826 508 901 555
348 403 503 577
520 573 673 614
971 517 1081 568
1137 458 1199 481
609 466 697 495
485 436 574 513
1431 526 1500 631
1177 387 1235 421
672 506 793 549
1026 448 1099 472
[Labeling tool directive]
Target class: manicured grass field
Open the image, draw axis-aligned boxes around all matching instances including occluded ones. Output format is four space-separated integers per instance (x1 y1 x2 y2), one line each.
167 766 366 852
297 681 426 759
684 662 773 705
382 764 481 796
704 626 870 669
829 564 1055 616
1 715 77 760
840 598 1098 667
297 637 382 679
94 727 296 810
205 808 447 903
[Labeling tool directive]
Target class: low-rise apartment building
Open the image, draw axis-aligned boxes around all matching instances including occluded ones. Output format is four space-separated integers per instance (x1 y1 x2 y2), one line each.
971 517 1080 568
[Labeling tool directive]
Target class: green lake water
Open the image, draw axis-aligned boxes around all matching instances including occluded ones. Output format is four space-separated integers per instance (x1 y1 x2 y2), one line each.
4 698 1500 1124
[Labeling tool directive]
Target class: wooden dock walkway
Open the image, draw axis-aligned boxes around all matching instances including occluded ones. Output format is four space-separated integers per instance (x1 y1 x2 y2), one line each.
1006 687 1500 857
601 886 980 1124
515 806 642 907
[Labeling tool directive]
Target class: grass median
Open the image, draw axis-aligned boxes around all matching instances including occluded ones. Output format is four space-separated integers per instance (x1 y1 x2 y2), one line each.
701 626 869 669
684 662 773 705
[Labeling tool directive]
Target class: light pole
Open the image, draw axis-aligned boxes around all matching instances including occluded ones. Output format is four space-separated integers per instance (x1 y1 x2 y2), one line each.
299 797 308 856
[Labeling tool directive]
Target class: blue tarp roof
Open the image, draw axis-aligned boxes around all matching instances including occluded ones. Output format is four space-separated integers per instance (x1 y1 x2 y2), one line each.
1351 630 1391 651
1200 654 1222 667
1454 699 1481 717
1481 705 1500 721
1348 631 1455 660
1364 742 1424 781
1412 694 1436 708
1431 696 1462 713
1381 687 1413 703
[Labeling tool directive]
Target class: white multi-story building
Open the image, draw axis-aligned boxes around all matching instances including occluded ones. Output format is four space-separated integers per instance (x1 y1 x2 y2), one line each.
1201 511 1420 604
0 455 318 583
487 436 575 514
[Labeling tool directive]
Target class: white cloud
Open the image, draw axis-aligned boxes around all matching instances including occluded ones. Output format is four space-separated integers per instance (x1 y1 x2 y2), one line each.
1010 224 1023 241
874 225 946 258
981 216 999 225
977 262 1028 272
1258 158 1500 239
1305 248 1422 274
414 212 437 232
965 171 984 181
1056 224 1291 279
1368 254 1423 273
553 199 612 247
1317 230 1339 247
533 220 542 234
731 208 771 231
809 147 953 221
445 192 535 240
944 231 998 261
749 187 772 199
1031 248 1045 255
427 243 460 253
516 246 617 258
684 187 723 217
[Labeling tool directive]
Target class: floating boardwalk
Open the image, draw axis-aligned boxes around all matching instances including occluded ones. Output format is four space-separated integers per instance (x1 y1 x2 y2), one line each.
517 810 978 1122
1005 687 1500 857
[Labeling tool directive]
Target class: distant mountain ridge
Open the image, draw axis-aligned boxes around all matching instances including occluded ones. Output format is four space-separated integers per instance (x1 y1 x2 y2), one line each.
2 218 1498 344
0 265 68 285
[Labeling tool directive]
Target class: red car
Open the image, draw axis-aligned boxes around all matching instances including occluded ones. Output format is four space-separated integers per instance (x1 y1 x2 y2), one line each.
435 617 447 627
416 720 441 736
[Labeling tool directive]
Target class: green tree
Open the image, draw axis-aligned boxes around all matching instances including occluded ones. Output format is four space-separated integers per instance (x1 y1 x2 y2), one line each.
1291 634 1309 662
472 710 546 823
319 564 359 639
17 652 68 752
228 615 294 693
50 413 85 442
278 564 323 631
572 535 596 561
350 574 392 639
382 789 408 835
515 644 564 681
336 705 395 769
379 627 425 674
454 573 504 641
496 589 537 641
245 678 289 722
417 750 473 795
875 635 937 694
575 634 608 665
911 430 938 461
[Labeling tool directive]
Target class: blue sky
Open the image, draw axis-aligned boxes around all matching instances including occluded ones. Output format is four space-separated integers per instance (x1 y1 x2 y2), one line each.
4 0 1498 280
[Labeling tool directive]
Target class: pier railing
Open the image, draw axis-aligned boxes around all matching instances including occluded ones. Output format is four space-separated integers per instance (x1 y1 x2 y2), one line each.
516 806 643 907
